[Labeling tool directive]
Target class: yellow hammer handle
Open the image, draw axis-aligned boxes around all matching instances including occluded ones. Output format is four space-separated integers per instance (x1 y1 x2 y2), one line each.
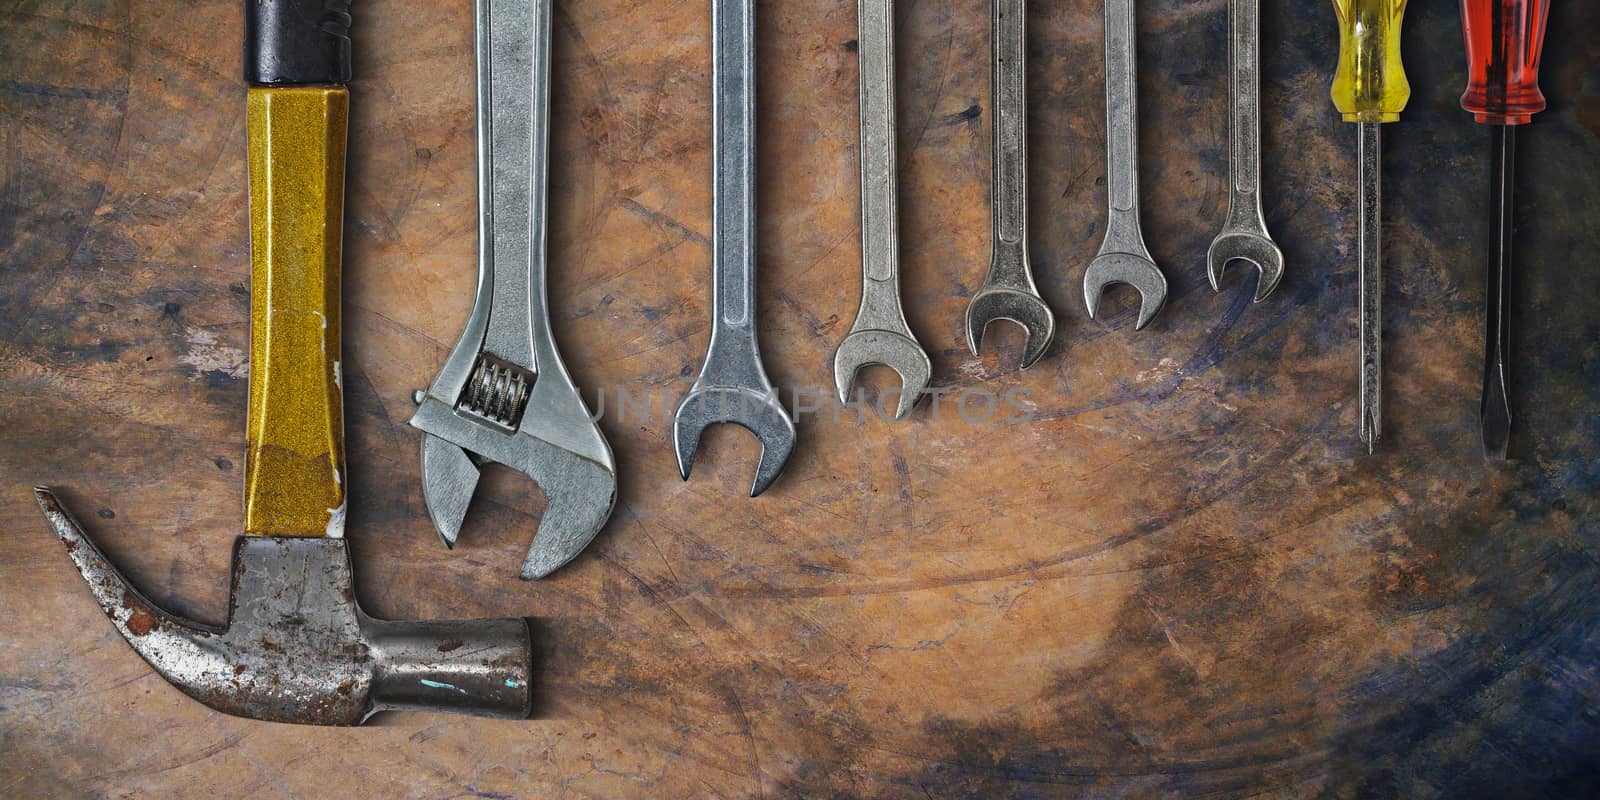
243 87 348 538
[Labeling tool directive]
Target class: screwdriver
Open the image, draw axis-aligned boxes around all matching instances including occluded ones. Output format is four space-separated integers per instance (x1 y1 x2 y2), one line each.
1459 0 1551 459
1330 0 1410 453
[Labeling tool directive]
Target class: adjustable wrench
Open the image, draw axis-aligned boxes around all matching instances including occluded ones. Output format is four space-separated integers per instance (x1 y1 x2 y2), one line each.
673 0 797 496
964 0 1055 369
833 0 931 420
1206 0 1284 302
1084 0 1169 329
411 0 616 579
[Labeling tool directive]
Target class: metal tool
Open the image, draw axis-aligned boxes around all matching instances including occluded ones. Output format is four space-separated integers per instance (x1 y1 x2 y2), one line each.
1207 0 1285 302
1329 0 1409 452
411 0 616 578
833 0 931 419
964 0 1055 369
35 0 533 725
1459 0 1550 459
1084 0 1168 330
673 0 797 496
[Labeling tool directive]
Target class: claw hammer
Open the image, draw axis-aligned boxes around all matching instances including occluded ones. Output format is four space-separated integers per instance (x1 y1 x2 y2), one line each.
33 0 534 725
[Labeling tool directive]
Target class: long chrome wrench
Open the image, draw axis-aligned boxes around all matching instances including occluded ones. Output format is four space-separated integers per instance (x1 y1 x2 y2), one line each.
963 0 1055 369
673 0 797 496
410 0 617 579
1206 0 1284 302
1083 0 1168 329
832 0 931 420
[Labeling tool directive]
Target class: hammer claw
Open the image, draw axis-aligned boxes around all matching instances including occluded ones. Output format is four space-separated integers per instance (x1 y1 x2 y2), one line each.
36 487 535 725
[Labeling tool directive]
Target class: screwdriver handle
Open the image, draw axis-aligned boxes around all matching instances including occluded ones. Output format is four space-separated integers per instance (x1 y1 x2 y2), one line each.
1330 0 1411 123
1460 0 1551 125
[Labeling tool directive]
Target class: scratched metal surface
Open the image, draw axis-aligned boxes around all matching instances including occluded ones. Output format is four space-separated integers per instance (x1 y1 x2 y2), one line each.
2 0 1598 796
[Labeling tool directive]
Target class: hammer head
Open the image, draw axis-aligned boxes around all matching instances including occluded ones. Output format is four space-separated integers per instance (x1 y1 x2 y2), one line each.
36 488 533 725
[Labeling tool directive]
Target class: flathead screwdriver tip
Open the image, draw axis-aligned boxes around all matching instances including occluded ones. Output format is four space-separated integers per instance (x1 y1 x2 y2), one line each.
1482 374 1511 460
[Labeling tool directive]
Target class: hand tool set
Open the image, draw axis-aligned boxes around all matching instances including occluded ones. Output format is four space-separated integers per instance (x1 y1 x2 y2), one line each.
33 0 1564 725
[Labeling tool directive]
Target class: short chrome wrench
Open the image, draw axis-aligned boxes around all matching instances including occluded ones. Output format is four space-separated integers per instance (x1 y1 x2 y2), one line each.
673 0 796 496
1206 0 1284 301
833 0 931 420
964 0 1055 369
1084 0 1168 329
410 0 616 579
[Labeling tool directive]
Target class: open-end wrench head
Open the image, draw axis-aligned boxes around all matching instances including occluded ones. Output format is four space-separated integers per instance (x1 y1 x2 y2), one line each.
1207 232 1284 303
1083 252 1169 330
673 387 796 497
34 488 533 725
964 288 1055 369
832 329 932 421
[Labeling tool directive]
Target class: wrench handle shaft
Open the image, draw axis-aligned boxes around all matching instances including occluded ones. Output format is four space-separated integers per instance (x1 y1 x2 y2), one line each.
991 0 1027 246
1227 0 1262 198
1104 0 1139 214
478 0 550 370
713 0 757 328
859 0 899 285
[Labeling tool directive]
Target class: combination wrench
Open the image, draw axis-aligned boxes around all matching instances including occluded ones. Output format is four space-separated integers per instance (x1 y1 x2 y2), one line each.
1083 0 1169 329
1206 0 1284 302
673 0 797 496
964 0 1055 370
833 0 931 420
410 0 616 579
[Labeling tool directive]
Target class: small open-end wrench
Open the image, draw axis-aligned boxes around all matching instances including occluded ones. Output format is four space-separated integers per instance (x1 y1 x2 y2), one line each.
673 0 797 496
833 0 931 420
1084 0 1169 329
411 0 616 580
964 0 1055 369
1206 0 1285 302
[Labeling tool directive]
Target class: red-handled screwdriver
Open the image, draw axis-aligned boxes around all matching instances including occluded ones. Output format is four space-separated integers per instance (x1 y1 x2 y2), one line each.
1459 0 1551 458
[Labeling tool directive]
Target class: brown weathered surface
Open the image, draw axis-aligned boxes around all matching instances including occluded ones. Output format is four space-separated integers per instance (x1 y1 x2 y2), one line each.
3 0 1599 797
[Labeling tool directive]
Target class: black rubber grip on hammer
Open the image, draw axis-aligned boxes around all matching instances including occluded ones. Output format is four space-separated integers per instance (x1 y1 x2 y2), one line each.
245 0 353 86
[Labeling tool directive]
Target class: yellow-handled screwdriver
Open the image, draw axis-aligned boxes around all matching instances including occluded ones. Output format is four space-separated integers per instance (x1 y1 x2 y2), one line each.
1330 0 1410 452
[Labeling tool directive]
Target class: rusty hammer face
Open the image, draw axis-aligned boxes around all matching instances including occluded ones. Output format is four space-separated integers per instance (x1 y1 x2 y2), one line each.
34 2 533 725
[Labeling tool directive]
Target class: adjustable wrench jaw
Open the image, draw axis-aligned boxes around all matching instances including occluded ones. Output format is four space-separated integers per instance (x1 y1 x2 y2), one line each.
411 327 616 580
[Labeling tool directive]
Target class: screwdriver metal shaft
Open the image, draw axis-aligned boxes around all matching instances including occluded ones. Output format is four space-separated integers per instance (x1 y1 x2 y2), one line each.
1358 122 1382 451
1482 125 1515 457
